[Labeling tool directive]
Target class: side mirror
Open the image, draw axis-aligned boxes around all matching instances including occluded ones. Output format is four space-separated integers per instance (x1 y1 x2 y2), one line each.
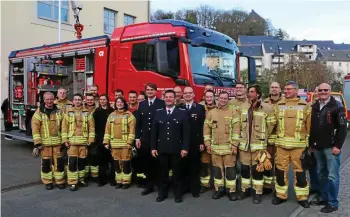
154 41 169 75
239 55 256 84
191 37 206 47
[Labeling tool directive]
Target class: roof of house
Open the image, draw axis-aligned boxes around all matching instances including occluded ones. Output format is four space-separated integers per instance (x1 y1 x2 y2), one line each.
333 43 350 50
263 40 300 53
238 45 263 57
300 40 335 48
317 50 350 62
238 35 280 45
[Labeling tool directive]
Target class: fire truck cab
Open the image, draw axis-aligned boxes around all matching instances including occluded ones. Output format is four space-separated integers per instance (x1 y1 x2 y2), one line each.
2 19 257 142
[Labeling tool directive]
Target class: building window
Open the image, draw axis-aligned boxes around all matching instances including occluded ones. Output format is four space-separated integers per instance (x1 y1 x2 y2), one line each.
104 8 117 34
124 14 135 26
37 0 69 22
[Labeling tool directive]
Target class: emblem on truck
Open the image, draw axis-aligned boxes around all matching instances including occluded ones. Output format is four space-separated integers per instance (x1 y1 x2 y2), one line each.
98 51 104 57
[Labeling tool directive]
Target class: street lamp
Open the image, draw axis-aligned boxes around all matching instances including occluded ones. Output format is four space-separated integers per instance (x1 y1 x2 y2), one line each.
274 45 281 74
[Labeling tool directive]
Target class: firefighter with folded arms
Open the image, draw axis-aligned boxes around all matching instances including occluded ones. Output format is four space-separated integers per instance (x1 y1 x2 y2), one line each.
237 85 276 204
61 93 95 191
199 89 217 193
203 91 240 201
262 82 283 193
84 93 98 181
103 97 136 189
32 92 65 190
272 81 311 208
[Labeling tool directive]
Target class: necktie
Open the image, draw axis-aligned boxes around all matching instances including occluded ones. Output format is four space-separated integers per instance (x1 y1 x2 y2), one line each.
149 101 153 107
187 104 190 110
167 110 171 115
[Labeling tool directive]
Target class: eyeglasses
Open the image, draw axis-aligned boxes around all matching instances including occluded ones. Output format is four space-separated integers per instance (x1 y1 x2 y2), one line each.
318 89 329 92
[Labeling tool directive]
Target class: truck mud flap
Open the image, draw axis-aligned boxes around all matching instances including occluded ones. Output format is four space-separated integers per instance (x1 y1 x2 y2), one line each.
1 130 33 142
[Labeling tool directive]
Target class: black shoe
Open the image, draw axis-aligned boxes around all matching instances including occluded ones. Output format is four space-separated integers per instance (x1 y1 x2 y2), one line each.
58 184 66 189
263 187 273 195
141 188 154 196
309 189 319 195
122 184 131 189
115 183 123 189
192 193 200 198
320 204 338 213
78 181 88 187
175 197 183 203
98 180 107 187
45 184 53 190
200 186 208 193
212 191 224 200
298 200 310 208
272 197 287 205
156 195 167 202
253 194 262 204
237 191 247 200
310 198 327 206
70 185 77 191
228 192 237 201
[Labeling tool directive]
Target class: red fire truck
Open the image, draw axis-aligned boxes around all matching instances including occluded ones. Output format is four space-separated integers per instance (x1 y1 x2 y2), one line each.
343 73 350 125
2 19 256 142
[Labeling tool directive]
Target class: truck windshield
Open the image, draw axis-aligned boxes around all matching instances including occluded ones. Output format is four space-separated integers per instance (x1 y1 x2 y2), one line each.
188 43 236 82
343 80 350 109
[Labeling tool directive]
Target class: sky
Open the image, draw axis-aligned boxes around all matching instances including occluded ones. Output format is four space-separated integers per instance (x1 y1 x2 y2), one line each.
151 0 350 44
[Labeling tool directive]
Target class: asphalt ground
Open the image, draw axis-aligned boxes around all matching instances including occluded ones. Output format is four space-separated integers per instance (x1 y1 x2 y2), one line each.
1 135 349 217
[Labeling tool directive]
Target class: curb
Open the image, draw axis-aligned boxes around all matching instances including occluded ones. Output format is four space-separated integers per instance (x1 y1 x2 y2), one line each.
289 155 350 217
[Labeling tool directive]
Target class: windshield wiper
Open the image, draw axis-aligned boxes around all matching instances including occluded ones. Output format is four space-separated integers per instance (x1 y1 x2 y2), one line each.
193 73 224 86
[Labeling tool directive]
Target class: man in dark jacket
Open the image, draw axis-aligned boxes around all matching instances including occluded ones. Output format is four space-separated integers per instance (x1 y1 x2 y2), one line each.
151 89 189 203
179 87 205 198
135 83 165 195
1 98 11 131
309 83 348 213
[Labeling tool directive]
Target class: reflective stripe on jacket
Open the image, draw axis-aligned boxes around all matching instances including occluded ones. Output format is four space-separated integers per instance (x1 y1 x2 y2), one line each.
31 107 62 146
203 105 240 155
103 110 136 148
61 106 95 145
275 98 311 149
239 102 276 152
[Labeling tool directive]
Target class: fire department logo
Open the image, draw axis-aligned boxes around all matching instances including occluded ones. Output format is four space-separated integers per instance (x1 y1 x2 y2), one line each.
98 51 104 57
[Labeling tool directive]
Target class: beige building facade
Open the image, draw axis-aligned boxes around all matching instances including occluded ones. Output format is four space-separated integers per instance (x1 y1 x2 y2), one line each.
0 0 150 103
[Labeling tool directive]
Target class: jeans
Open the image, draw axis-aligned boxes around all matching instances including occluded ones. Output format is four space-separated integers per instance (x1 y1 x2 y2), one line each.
313 148 341 207
309 165 319 193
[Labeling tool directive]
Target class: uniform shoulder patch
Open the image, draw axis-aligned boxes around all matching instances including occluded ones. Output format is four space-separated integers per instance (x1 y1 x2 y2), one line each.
156 108 164 111
178 108 186 111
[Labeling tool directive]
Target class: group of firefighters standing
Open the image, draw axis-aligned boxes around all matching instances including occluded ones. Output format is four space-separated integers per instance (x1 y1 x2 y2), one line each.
32 80 312 206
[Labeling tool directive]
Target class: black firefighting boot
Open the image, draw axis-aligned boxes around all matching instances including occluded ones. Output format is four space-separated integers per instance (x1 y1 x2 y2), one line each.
212 187 225 200
70 185 77 191
122 184 131 189
272 196 287 205
253 192 262 204
200 186 209 193
45 184 53 190
58 184 66 189
115 183 123 189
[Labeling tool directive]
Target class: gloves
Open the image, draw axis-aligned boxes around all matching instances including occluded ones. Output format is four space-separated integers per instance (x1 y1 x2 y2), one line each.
32 143 42 157
256 163 265 172
263 158 272 170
